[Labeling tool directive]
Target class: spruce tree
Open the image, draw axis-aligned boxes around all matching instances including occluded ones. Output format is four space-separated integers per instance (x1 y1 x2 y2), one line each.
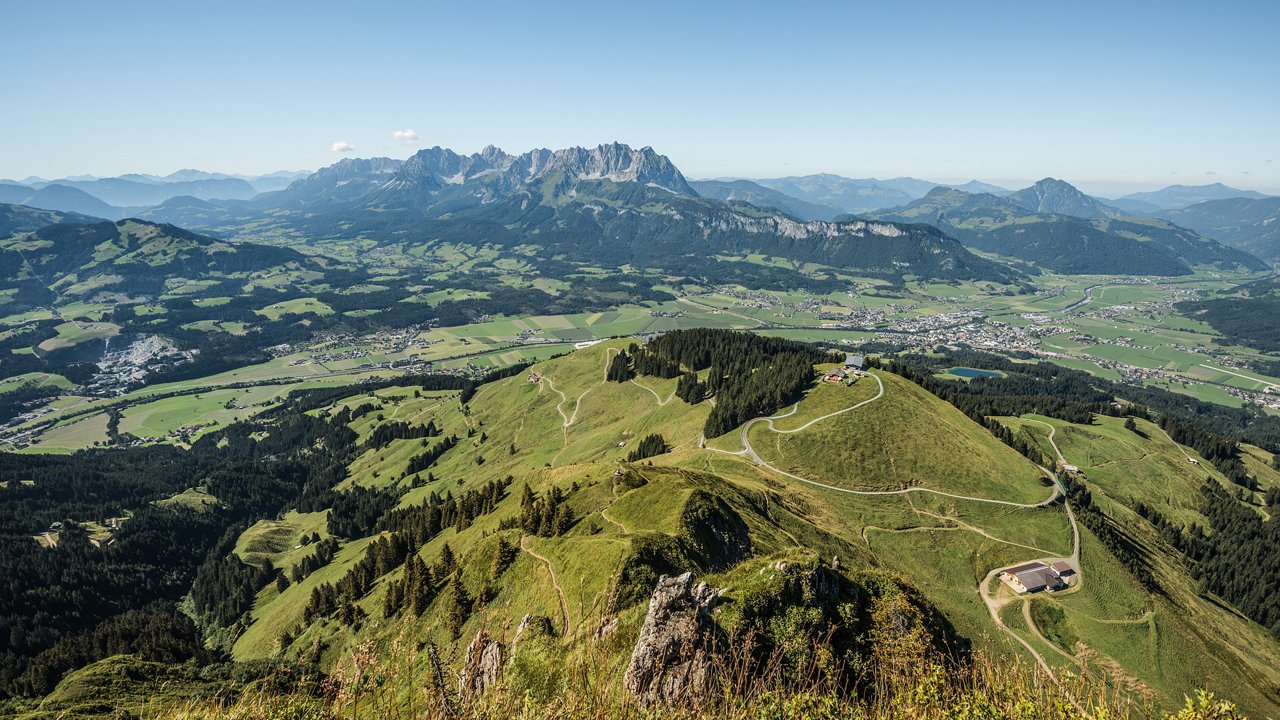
438 543 457 577
447 571 471 640
492 535 517 576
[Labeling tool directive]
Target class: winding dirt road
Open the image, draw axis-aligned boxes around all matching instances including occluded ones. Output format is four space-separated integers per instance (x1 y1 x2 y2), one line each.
708 373 1061 509
630 379 677 406
701 370 1082 683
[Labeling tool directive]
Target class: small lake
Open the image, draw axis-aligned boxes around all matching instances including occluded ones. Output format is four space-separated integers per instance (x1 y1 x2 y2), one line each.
946 367 1005 379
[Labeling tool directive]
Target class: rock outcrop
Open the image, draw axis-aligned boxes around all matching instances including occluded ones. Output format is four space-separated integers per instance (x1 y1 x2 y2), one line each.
623 572 724 707
509 613 554 665
458 630 503 696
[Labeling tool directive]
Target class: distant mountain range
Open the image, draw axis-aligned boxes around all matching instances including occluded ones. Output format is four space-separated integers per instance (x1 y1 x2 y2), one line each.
731 174 1014 215
1111 183 1269 212
0 182 127 219
0 169 310 219
31 176 259 207
877 180 1267 275
686 179 845 221
141 143 1018 284
8 151 1274 281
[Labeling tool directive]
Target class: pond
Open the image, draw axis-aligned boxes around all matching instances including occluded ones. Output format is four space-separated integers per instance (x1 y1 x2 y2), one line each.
946 367 1005 379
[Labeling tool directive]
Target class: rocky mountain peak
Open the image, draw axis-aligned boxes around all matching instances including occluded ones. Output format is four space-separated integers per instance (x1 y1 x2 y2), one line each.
544 143 694 195
1009 177 1122 219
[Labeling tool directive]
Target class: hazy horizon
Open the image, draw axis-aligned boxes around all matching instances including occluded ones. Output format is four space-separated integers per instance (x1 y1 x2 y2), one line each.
2 0 1277 196
5 151 1274 200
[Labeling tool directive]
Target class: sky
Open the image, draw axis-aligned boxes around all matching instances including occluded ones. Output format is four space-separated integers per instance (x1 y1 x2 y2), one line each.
1 1 1277 197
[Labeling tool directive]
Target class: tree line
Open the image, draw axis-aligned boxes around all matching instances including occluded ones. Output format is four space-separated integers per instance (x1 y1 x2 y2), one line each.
624 329 837 437
1136 484 1280 638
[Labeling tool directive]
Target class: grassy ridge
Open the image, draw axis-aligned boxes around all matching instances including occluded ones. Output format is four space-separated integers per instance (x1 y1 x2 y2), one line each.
145 343 1280 718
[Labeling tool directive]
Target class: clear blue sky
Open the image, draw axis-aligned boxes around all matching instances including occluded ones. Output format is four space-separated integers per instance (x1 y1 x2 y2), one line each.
2 0 1277 195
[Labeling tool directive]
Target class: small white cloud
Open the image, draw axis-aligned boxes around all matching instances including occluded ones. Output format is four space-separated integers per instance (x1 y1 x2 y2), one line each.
392 129 420 145
330 141 355 153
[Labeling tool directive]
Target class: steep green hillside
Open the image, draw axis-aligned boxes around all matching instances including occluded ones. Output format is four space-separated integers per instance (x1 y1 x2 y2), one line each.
1160 197 1280 260
200 340 1279 717
997 412 1280 711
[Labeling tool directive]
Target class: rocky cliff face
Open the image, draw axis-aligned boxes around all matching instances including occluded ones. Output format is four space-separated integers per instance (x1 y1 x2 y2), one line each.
623 572 724 707
545 143 694 195
458 630 503 696
358 142 696 207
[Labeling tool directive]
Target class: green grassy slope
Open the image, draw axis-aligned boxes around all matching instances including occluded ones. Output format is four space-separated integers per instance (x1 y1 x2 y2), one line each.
746 372 1050 503
215 343 1279 717
998 413 1280 712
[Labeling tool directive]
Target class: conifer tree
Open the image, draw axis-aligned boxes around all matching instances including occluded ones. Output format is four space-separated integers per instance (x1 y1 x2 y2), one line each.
447 571 471 640
492 535 517 576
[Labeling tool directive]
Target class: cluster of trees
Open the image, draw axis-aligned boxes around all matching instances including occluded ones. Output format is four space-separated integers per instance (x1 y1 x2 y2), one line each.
627 433 669 462
380 544 485 639
327 486 400 539
701 350 825 438
1179 287 1280 354
296 477 511 640
381 479 511 543
381 553 443 622
627 330 836 438
301 534 419 628
606 349 634 382
881 354 1107 426
675 372 707 404
331 401 380 425
288 538 338 584
1249 358 1280 380
630 346 681 379
405 436 460 476
189 549 275 629
363 419 440 451
984 419 1052 468
517 484 575 537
